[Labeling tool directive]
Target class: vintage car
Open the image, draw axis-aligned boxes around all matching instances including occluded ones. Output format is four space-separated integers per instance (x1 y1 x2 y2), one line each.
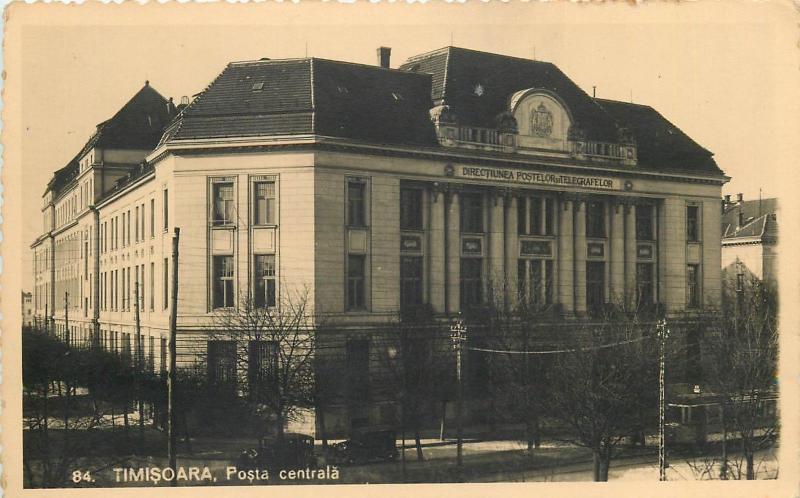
237 432 317 470
330 430 399 465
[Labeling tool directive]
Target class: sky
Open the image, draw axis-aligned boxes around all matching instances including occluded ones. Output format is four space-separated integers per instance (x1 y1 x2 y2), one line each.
12 1 799 290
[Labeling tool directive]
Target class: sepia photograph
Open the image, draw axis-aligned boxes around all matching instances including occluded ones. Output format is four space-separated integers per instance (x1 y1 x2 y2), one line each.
2 2 798 496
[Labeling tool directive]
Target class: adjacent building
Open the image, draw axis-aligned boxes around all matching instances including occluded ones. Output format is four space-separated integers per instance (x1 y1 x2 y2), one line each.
31 46 728 436
721 193 778 287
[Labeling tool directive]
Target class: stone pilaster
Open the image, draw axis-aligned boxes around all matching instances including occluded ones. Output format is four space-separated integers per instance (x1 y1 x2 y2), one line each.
573 196 587 314
609 198 625 305
504 192 519 308
446 190 461 314
488 191 505 302
624 202 637 309
428 187 446 313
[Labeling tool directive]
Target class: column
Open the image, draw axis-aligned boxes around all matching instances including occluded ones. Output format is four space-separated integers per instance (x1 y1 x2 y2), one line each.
488 191 505 301
573 197 587 314
659 198 686 314
428 188 446 313
504 194 519 308
558 196 574 314
446 190 461 314
609 199 625 305
624 203 637 309
702 199 722 309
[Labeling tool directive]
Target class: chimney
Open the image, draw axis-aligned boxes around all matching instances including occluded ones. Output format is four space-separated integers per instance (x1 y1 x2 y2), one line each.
724 194 731 205
737 193 745 228
377 47 391 69
176 95 190 112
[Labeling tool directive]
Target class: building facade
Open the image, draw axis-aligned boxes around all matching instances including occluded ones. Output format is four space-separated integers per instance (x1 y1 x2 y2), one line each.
32 46 728 436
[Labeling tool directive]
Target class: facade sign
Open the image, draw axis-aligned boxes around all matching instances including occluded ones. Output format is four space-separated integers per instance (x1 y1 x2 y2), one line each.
462 238 483 255
400 235 422 252
587 242 605 258
454 165 618 191
520 240 552 256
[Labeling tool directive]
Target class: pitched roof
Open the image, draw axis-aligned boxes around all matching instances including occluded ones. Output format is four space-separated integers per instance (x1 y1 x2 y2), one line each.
399 46 621 143
594 99 723 174
47 83 173 196
722 198 778 240
160 58 437 147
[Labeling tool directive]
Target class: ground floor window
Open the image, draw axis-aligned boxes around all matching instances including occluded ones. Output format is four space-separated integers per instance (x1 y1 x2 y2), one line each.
346 339 370 402
400 256 423 311
586 261 605 310
208 340 237 391
347 255 366 310
460 258 483 309
687 264 701 308
636 262 654 309
518 258 554 308
248 340 278 399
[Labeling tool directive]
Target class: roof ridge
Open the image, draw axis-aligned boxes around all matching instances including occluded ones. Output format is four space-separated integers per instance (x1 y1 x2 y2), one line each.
310 58 316 134
404 46 554 66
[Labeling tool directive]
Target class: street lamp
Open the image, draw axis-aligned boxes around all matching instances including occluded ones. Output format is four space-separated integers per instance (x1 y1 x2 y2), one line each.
657 319 669 481
450 315 467 471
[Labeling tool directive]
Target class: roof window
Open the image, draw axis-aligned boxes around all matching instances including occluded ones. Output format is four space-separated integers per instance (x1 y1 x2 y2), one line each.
392 92 404 101
252 82 264 91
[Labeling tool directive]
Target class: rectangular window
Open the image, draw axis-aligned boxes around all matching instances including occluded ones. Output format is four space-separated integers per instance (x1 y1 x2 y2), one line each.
213 182 235 226
163 189 169 231
687 264 700 308
253 181 276 225
248 340 278 397
127 210 131 246
586 200 606 238
135 206 139 242
160 338 167 375
208 340 237 391
254 255 276 308
150 262 155 311
346 339 370 401
400 188 423 231
636 263 654 308
400 256 424 310
213 255 235 308
347 255 366 310
163 258 169 310
636 205 654 241
150 199 155 237
347 180 366 227
141 203 146 240
518 196 555 236
687 205 700 242
460 257 483 308
586 261 606 310
140 264 145 311
460 192 484 233
518 259 554 307
148 336 155 373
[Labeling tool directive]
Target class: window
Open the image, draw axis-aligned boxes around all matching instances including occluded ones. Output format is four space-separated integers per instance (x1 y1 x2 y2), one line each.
518 259 554 307
126 210 131 246
254 255 276 308
141 203 146 239
347 255 366 310
139 264 145 311
213 183 235 226
148 336 155 373
636 205 654 240
586 261 605 310
150 262 155 311
208 341 237 391
163 258 169 310
346 339 370 401
163 189 169 230
160 338 167 375
213 256 235 308
460 192 484 233
248 341 278 397
150 199 155 237
460 258 483 308
135 206 139 242
400 188 423 231
687 205 700 242
254 181 276 225
636 263 654 308
586 200 606 238
400 256 423 310
687 264 700 308
347 180 367 227
518 196 555 236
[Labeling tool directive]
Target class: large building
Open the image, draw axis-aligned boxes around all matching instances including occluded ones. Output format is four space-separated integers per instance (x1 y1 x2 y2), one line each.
31 46 728 435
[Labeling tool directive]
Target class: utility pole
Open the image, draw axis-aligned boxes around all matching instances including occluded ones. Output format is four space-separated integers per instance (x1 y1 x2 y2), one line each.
450 315 467 473
134 278 144 451
167 228 180 486
657 319 669 481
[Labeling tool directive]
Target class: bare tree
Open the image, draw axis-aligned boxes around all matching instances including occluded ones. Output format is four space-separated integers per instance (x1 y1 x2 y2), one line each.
544 312 659 481
701 271 778 480
204 287 317 443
